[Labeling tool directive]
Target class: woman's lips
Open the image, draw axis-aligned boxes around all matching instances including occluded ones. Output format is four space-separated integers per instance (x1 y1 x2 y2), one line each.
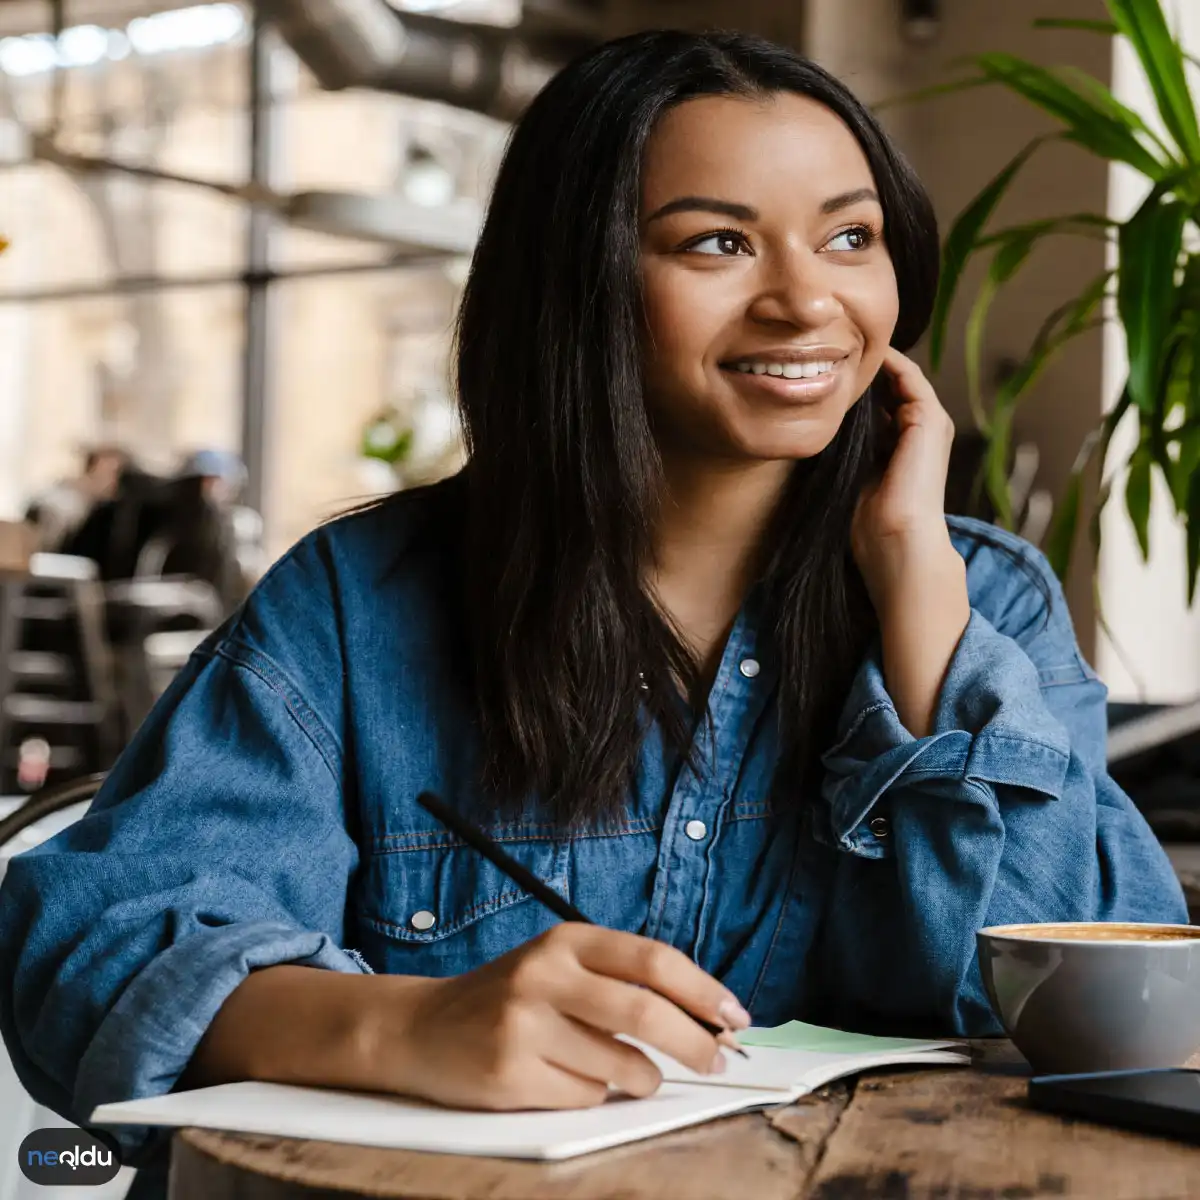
719 359 844 401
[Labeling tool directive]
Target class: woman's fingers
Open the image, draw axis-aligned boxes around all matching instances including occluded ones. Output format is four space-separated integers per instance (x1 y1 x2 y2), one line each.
542 1013 664 1099
880 348 953 434
571 926 749 1032
535 928 746 1076
558 969 723 1076
478 1056 611 1111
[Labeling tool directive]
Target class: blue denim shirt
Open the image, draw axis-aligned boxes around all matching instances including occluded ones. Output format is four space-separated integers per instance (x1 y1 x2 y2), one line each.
0 475 1186 1181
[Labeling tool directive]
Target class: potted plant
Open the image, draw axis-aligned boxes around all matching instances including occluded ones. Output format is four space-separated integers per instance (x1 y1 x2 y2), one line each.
912 0 1200 594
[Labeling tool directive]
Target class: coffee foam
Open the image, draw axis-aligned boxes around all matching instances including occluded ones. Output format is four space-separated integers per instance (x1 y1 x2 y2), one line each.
988 922 1200 942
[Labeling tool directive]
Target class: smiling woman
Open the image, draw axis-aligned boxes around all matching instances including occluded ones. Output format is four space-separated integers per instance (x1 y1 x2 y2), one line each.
0 29 1188 1200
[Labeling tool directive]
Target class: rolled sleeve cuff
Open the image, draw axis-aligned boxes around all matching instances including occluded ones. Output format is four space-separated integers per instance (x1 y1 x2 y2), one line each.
77 921 367 1161
819 608 1071 858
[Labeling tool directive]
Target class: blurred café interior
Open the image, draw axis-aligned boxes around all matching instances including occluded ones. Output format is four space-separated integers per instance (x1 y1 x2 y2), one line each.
1 0 1200 1192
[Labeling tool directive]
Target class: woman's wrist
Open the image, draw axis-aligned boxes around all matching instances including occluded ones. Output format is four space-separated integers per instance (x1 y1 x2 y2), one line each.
183 964 440 1096
348 972 443 1094
856 524 961 610
872 541 970 738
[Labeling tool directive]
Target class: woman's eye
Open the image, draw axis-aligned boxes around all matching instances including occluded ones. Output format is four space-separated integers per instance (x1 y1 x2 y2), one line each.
688 232 747 256
826 226 874 252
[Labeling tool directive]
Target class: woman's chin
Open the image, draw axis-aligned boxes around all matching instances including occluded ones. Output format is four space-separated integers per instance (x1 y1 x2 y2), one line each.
732 427 843 463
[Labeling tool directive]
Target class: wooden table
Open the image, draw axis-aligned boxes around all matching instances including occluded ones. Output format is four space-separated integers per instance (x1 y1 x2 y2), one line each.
168 1043 1200 1199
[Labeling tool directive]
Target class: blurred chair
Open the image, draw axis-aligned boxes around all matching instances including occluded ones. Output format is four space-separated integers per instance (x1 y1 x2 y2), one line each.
142 629 211 701
103 579 221 737
0 554 120 794
0 771 107 847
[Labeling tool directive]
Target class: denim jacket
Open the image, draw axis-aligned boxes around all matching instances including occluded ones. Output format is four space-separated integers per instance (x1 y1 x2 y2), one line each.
0 474 1186 1180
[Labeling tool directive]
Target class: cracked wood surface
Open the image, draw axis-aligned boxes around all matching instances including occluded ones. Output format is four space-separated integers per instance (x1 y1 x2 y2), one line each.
169 1044 1200 1200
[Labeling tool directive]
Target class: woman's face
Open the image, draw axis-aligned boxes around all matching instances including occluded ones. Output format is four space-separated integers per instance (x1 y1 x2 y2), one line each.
639 92 899 464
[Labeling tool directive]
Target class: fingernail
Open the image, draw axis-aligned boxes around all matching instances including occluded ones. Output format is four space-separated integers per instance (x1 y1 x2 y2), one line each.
710 1051 727 1075
719 997 751 1030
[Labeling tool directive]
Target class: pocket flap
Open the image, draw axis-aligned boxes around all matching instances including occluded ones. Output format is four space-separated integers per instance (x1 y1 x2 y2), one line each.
362 833 568 944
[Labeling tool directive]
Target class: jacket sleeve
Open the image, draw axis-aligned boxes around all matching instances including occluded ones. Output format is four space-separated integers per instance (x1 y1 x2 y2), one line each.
814 537 1188 1036
0 544 366 1164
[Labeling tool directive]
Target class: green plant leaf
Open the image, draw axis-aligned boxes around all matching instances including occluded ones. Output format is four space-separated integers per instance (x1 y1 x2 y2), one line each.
1118 193 1188 413
873 75 991 111
1107 0 1200 163
1171 421 1200 510
1033 18 1118 35
1088 474 1115 560
964 233 1039 432
1125 442 1153 559
1050 388 1133 579
1187 468 1200 604
929 136 1049 370
1058 65 1177 161
973 211 1115 248
1190 302 1200 423
984 404 1015 529
976 52 1170 178
1045 469 1083 577
992 268 1114 414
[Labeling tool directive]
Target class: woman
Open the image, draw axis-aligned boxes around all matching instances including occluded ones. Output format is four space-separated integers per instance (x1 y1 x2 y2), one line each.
0 28 1185 1195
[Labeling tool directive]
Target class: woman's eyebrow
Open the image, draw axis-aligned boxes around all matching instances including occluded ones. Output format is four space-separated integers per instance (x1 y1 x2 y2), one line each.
645 189 880 224
644 196 759 223
821 187 880 214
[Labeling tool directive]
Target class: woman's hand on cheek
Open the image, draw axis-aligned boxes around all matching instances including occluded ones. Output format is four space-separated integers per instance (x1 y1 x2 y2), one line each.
850 347 971 738
851 347 961 603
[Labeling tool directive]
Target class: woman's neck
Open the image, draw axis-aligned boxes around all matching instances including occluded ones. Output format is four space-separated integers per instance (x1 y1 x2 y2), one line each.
648 455 791 675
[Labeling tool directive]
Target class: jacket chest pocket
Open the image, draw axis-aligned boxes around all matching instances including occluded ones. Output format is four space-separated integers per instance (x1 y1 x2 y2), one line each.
356 834 569 977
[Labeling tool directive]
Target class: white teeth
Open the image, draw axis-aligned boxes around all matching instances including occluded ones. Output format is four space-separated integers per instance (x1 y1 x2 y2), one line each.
730 359 837 379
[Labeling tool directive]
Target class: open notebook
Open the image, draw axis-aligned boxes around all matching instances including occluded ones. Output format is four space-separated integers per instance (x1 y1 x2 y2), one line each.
90 1021 968 1161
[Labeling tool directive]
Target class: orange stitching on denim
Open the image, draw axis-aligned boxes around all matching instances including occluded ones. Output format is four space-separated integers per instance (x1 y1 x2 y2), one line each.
726 806 770 823
371 818 663 853
372 834 564 854
377 824 561 842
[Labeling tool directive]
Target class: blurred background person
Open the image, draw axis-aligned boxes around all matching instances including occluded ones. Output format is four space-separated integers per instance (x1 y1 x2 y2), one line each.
24 444 129 553
62 450 250 611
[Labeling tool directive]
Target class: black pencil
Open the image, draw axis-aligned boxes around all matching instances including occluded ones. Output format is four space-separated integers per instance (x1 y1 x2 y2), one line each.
416 790 748 1057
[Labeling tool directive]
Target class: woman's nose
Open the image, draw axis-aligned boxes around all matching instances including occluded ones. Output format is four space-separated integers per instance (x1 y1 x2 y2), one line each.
746 250 839 328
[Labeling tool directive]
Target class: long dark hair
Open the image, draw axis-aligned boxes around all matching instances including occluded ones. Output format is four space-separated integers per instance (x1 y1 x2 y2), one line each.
455 30 940 827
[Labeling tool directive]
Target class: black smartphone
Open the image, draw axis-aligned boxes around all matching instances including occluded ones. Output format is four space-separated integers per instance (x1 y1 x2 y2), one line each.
1029 1069 1200 1143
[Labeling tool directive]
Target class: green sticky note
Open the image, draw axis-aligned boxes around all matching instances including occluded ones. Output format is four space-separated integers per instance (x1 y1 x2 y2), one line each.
739 1020 942 1055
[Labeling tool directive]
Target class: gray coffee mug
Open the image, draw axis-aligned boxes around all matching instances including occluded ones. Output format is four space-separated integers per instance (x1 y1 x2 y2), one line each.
977 922 1200 1074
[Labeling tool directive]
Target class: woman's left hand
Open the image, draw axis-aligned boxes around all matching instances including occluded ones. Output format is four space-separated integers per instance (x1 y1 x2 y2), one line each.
850 347 971 738
851 347 960 603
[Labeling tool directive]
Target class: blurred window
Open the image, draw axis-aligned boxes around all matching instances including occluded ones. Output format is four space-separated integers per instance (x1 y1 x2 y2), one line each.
0 0 507 561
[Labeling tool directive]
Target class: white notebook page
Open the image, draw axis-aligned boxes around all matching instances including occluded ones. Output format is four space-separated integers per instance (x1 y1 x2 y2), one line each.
91 1079 789 1161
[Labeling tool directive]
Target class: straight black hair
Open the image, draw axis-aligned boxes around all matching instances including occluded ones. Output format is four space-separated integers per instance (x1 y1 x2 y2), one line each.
455 29 941 827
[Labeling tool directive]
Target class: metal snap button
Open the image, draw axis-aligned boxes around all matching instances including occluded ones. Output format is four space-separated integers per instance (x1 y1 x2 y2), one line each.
739 658 761 678
410 910 437 931
868 816 890 839
685 819 708 841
